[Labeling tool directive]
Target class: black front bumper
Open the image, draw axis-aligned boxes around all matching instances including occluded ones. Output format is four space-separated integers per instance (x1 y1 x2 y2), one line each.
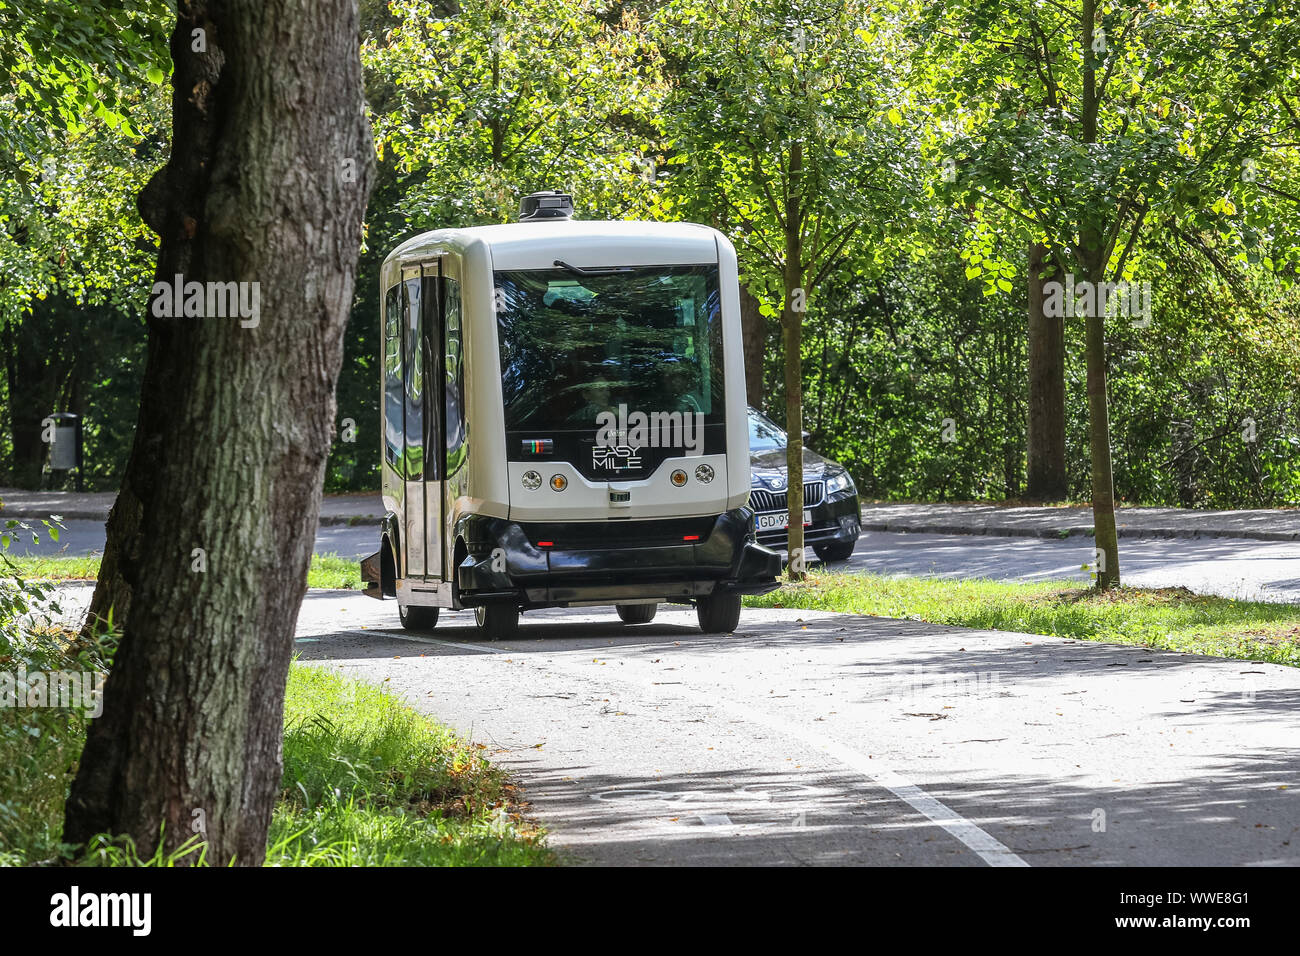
754 491 862 551
455 507 781 609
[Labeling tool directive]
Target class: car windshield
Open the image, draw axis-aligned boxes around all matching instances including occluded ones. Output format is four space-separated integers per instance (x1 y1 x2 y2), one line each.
748 408 786 451
495 264 724 432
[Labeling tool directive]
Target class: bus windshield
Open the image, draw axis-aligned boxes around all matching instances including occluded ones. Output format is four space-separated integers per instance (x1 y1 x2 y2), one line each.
495 264 724 432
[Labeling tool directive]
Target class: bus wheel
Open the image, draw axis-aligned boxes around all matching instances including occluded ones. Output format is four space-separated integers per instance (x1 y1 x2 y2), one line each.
696 593 741 633
399 603 439 631
616 603 657 624
475 603 519 640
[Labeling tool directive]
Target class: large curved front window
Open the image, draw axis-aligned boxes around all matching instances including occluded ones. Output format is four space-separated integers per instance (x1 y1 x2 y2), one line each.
495 264 725 434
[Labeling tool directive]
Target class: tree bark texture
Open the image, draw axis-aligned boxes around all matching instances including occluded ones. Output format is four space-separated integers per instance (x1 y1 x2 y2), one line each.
65 0 374 864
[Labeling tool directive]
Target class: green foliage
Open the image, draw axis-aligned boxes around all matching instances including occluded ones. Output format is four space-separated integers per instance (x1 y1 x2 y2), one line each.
916 0 1300 283
0 1 169 319
366 0 663 225
0 517 111 866
793 237 1300 506
4 552 364 590
0 3 168 490
748 569 1300 666
267 665 551 866
795 249 1028 499
0 0 169 158
656 0 915 301
3 0 1298 511
0 644 553 865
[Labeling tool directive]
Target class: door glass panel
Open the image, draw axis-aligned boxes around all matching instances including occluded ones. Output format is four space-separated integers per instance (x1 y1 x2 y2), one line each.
444 276 466 475
403 276 423 481
383 284 403 469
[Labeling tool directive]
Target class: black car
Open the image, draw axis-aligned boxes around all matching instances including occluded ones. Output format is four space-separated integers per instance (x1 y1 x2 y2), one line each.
747 406 861 562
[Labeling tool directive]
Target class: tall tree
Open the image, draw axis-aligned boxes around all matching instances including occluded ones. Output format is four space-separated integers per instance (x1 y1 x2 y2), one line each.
918 0 1300 587
366 0 663 225
657 0 912 576
64 0 374 864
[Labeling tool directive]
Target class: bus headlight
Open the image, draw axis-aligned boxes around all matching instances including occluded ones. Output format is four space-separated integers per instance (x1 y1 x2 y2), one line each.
550 474 568 492
694 463 714 483
522 470 542 491
670 469 688 487
825 470 855 495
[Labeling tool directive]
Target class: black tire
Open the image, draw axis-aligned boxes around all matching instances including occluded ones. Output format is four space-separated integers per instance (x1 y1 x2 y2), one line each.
696 593 742 634
616 603 657 624
475 603 520 640
399 603 439 631
814 539 857 563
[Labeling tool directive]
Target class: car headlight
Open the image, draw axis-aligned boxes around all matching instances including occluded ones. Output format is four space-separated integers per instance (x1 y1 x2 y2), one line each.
825 470 855 495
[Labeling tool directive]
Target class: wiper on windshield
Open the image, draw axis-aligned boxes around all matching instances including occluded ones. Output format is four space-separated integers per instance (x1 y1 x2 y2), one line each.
553 259 636 277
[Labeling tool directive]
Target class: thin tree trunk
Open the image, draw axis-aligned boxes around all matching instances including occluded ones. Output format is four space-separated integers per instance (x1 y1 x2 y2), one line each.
1084 287 1120 588
1081 0 1120 588
782 140 805 578
1026 242 1066 499
64 0 373 864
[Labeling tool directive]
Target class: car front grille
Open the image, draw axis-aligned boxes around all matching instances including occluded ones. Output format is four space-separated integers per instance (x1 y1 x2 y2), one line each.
750 481 824 513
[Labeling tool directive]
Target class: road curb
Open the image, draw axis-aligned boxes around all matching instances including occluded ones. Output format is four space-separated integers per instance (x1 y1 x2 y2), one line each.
859 521 1300 543
6 507 1292 541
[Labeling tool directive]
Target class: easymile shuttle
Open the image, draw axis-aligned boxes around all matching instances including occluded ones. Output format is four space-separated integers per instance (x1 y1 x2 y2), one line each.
361 192 782 639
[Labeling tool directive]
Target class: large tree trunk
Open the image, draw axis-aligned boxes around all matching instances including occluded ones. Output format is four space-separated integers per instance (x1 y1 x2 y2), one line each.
1025 242 1066 500
64 0 373 864
782 140 805 579
739 284 765 408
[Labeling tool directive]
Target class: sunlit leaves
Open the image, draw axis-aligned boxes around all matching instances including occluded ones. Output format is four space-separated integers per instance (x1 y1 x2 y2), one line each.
363 0 665 227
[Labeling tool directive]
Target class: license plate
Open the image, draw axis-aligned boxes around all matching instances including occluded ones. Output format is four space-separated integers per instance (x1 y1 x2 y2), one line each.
755 510 811 532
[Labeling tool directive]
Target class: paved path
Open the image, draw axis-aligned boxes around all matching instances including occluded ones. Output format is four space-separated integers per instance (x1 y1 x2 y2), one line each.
860 502 1300 542
17 521 1298 604
843 531 1300 604
1 518 378 561
0 488 382 526
5 489 1297 540
282 592 1300 866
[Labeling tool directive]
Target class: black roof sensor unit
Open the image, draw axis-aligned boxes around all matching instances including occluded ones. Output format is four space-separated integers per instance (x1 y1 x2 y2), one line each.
518 190 575 222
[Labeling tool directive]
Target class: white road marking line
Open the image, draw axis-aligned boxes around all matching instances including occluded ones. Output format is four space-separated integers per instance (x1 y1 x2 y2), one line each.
697 814 733 826
700 697 1028 868
325 628 1029 866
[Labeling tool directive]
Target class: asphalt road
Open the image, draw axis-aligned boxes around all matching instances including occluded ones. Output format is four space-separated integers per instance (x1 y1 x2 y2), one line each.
284 592 1300 866
18 520 1300 603
5 518 377 561
38 525 1300 866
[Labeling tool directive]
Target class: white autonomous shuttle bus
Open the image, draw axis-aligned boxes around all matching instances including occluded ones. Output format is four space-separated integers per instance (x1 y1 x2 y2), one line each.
361 192 781 639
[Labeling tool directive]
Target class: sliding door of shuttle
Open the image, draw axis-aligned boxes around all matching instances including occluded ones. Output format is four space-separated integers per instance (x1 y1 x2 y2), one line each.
400 263 444 581
438 255 467 579
400 256 464 585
